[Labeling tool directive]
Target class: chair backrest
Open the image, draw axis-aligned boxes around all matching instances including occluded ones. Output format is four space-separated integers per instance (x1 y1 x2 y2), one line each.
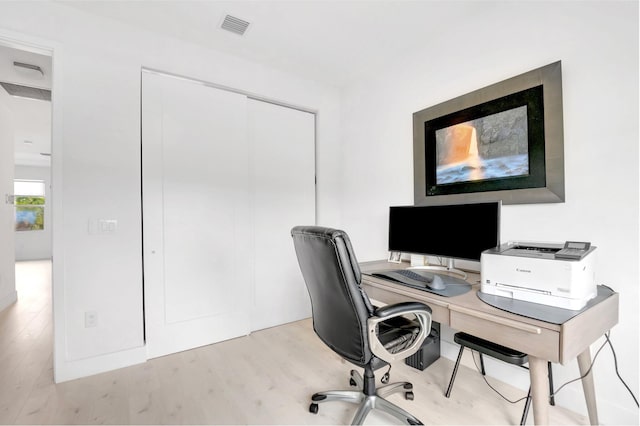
291 226 375 366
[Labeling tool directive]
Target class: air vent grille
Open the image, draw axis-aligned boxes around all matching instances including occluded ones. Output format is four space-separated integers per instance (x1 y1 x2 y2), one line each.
0 82 51 101
220 14 250 36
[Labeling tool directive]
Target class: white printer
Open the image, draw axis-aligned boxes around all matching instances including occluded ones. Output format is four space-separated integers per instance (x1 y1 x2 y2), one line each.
480 241 597 310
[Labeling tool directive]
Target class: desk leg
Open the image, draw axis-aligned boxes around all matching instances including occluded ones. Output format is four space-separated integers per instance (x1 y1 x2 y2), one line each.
529 356 550 425
577 349 599 425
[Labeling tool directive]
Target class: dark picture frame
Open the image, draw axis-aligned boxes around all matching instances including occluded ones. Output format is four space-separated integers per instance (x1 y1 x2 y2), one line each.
413 61 564 205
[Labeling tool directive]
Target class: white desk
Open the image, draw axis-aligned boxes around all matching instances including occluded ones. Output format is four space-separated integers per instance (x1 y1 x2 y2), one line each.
360 260 619 425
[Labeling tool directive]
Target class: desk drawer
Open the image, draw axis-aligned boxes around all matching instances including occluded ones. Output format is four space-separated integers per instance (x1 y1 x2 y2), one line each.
450 307 560 362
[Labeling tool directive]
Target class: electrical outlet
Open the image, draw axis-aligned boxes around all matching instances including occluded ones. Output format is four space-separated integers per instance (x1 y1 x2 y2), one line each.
84 311 98 328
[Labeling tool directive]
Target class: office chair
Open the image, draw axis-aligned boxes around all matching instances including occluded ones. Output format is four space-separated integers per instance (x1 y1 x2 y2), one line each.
291 226 433 425
445 332 555 425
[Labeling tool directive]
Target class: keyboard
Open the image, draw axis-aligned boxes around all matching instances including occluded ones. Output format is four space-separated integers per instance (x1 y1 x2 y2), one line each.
371 269 472 297
394 269 433 283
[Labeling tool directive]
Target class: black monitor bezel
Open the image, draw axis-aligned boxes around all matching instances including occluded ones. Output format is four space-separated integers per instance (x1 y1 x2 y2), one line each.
388 201 501 262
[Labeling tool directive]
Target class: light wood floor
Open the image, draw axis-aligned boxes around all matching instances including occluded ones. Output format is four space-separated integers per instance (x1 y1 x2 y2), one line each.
0 260 588 425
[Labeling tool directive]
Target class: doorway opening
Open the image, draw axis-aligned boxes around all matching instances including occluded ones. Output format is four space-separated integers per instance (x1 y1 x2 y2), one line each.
0 39 53 380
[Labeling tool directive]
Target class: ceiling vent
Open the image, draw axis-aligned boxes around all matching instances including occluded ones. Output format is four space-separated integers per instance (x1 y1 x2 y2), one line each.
0 82 51 101
220 14 250 36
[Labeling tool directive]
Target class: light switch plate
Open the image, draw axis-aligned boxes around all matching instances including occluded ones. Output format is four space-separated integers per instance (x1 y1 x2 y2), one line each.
88 218 118 235
99 219 117 234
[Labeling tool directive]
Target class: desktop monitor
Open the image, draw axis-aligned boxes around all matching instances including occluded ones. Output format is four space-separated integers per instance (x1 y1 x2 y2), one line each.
388 201 501 277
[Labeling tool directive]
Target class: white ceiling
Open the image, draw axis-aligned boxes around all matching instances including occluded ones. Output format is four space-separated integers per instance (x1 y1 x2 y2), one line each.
0 44 52 168
59 0 490 88
2 1 494 169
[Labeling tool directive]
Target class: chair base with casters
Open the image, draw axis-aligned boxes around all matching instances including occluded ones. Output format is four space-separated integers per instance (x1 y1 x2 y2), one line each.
309 365 422 425
445 332 555 426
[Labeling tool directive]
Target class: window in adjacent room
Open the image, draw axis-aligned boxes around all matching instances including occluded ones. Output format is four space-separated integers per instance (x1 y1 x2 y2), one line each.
14 180 46 231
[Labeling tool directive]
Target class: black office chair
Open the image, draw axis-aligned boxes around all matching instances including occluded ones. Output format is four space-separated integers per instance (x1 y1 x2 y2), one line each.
291 226 433 425
445 332 555 425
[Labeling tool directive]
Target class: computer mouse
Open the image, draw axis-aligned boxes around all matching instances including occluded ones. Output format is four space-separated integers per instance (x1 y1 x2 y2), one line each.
427 274 446 291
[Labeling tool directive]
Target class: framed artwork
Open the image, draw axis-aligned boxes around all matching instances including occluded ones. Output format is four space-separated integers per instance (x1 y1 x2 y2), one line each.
413 61 564 205
15 206 44 231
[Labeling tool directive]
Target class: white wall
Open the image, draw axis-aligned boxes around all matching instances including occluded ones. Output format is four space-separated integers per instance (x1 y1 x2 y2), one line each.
0 2 342 382
14 165 52 261
340 2 638 424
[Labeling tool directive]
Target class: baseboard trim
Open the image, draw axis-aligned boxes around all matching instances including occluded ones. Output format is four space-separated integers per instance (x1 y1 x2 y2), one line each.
0 289 17 312
54 345 147 383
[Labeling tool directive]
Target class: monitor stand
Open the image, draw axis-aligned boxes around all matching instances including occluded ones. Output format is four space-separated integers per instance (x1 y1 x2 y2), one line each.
408 257 468 280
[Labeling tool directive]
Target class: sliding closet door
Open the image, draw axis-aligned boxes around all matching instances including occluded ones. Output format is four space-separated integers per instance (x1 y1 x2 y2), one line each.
248 99 315 331
142 72 251 359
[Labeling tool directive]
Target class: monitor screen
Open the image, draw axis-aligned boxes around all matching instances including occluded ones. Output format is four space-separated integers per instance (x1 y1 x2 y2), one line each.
388 202 501 262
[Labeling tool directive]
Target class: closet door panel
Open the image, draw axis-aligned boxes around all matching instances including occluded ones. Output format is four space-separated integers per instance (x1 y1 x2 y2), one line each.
142 72 250 359
249 99 315 331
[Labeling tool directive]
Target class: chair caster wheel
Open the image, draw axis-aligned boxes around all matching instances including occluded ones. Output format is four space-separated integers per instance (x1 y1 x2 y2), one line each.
381 372 390 384
405 391 414 400
309 403 319 414
349 378 357 386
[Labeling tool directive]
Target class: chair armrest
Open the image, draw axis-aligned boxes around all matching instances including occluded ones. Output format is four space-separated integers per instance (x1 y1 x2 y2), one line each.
367 302 432 364
374 301 432 319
